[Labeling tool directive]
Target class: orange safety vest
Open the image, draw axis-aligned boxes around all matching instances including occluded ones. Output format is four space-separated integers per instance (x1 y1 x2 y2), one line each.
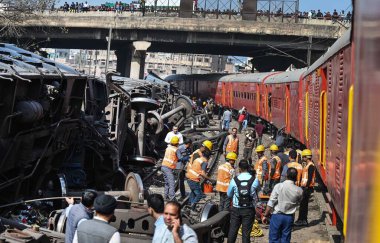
226 135 239 153
271 155 282 180
189 149 203 165
216 163 234 192
255 156 268 182
162 145 178 169
186 157 208 182
301 161 316 188
287 161 303 186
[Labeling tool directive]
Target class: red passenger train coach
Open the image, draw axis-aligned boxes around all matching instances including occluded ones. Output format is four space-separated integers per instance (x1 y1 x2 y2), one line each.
166 29 353 230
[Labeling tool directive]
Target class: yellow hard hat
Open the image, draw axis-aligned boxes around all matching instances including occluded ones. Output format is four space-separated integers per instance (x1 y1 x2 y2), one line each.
202 140 213 151
170 136 179 145
226 152 237 161
302 149 312 157
255 145 265 152
270 144 279 151
203 102 207 106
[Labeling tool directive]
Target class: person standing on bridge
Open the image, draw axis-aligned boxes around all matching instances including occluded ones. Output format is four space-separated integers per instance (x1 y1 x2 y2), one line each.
221 107 232 131
161 136 180 201
294 149 316 227
216 152 237 211
223 128 239 158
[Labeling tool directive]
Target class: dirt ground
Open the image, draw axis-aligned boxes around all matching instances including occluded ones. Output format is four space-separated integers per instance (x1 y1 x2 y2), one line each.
150 117 331 242
219 119 330 243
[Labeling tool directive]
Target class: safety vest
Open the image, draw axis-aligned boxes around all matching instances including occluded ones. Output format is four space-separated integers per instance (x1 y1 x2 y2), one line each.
162 145 178 169
287 161 303 186
301 161 316 188
255 156 268 182
216 163 234 192
189 149 203 165
186 157 208 182
226 135 239 153
271 155 282 180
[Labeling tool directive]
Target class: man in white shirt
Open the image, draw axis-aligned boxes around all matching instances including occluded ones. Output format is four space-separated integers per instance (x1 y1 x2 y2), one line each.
164 126 184 145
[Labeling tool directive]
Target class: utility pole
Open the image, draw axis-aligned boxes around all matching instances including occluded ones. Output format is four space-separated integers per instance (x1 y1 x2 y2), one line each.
105 27 113 76
307 36 313 67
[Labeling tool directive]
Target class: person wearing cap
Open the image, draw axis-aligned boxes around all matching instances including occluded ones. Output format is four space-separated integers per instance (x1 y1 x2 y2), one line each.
254 145 269 187
216 152 236 211
74 194 120 243
186 140 214 210
254 119 265 145
65 190 97 243
164 126 184 145
223 128 239 157
152 201 198 243
162 136 180 201
269 144 282 191
294 149 316 227
176 138 193 200
147 194 165 230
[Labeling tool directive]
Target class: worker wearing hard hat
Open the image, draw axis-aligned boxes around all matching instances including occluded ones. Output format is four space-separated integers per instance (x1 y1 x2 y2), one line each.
254 145 269 188
186 140 214 210
161 136 180 201
269 144 282 191
294 149 316 227
216 152 237 211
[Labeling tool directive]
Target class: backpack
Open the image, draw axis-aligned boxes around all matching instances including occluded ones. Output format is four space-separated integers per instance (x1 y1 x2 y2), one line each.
234 176 256 207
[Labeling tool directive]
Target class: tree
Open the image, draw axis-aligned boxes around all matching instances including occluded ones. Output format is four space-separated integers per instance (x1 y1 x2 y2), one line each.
0 0 57 38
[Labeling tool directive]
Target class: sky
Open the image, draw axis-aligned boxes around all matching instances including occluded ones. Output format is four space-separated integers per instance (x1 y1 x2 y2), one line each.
57 0 353 12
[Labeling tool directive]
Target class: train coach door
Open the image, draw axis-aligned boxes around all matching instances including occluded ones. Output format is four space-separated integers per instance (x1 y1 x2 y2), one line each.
256 84 260 114
285 85 290 133
222 82 226 105
320 68 328 169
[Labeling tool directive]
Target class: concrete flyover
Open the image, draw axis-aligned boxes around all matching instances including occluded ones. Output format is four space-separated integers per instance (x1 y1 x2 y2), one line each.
14 12 348 73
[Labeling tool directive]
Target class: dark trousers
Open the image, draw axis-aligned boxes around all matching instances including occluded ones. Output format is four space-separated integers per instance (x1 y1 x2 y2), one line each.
227 207 255 243
269 213 294 243
243 147 253 161
298 188 313 221
269 179 280 191
177 170 186 197
187 179 205 207
218 192 231 211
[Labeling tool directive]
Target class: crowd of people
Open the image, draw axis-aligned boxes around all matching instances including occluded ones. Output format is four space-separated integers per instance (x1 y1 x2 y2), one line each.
63 99 317 243
50 1 352 23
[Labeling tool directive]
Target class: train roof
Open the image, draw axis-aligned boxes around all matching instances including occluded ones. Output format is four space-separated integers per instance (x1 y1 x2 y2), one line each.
164 73 227 82
304 29 351 76
265 68 307 84
219 72 277 83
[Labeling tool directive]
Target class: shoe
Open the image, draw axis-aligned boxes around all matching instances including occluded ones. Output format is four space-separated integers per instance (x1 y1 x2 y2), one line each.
294 220 308 227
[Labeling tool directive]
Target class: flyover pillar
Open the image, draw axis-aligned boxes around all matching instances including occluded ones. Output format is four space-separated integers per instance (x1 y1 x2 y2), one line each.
115 46 132 77
130 41 151 79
